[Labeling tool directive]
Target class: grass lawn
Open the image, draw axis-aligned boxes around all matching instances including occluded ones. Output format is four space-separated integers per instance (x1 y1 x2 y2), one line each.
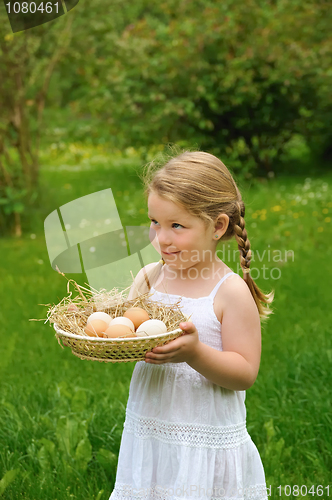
0 146 331 499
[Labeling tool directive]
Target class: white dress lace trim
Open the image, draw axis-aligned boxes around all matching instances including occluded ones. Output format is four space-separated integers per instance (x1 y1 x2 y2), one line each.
110 482 268 500
124 408 251 449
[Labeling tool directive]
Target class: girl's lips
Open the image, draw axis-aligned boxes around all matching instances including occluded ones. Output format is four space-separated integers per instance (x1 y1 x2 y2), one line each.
162 251 179 255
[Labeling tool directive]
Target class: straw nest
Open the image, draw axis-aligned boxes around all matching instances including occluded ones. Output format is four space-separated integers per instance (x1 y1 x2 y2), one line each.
38 271 189 363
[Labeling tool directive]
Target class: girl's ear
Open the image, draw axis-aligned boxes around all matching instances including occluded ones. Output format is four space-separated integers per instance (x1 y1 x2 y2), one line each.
214 214 229 235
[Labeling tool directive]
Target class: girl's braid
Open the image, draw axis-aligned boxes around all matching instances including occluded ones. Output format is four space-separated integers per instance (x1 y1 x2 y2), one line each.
234 201 252 278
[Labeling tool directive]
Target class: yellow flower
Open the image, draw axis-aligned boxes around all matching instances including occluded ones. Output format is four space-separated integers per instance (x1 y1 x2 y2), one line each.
291 200 296 205
325 217 331 223
260 214 266 220
139 208 145 214
252 213 258 219
322 208 329 214
293 213 299 219
284 231 291 236
318 227 324 232
272 205 282 212
327 202 332 207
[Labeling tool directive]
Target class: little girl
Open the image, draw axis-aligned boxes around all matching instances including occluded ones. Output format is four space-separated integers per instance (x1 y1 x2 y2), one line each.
109 150 275 500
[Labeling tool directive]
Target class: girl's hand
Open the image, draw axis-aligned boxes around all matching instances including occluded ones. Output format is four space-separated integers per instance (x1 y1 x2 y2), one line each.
144 322 200 364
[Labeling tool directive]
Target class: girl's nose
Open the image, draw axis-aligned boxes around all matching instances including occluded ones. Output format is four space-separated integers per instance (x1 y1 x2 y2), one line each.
153 227 172 247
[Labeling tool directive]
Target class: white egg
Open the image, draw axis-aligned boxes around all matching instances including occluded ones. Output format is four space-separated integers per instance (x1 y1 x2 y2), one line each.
136 319 167 337
109 316 135 331
87 312 113 325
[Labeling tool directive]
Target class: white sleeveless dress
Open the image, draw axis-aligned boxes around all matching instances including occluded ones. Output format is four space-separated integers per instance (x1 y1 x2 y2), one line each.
109 271 268 500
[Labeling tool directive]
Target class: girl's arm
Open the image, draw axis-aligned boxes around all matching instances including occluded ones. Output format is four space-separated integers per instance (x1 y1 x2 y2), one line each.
146 277 262 391
186 344 259 391
187 277 262 390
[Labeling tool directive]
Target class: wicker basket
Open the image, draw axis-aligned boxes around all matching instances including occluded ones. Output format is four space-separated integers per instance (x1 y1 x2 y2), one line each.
54 322 187 363
47 269 190 363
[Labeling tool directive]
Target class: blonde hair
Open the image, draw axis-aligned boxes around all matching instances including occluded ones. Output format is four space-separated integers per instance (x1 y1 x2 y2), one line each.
131 146 275 321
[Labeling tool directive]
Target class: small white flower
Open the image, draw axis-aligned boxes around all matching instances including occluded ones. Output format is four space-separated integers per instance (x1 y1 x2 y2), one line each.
90 247 96 253
30 234 36 239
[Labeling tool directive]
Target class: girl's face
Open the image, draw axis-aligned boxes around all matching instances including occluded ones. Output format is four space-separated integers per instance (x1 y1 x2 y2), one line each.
148 193 225 271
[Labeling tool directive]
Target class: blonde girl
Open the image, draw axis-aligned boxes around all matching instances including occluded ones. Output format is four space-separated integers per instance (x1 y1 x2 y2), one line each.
109 149 274 500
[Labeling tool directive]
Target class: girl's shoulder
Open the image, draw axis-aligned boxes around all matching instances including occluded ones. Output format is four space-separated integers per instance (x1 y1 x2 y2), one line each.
127 261 161 299
141 261 160 273
134 261 160 279
214 272 252 324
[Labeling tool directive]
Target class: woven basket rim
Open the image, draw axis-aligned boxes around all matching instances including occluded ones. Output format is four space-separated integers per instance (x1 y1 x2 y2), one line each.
53 322 185 342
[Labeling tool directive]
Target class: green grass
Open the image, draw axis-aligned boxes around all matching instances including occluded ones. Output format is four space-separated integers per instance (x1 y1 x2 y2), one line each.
0 146 331 499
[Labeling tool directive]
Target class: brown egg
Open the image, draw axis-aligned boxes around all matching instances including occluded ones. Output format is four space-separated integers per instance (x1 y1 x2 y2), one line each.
105 324 137 339
84 319 108 337
123 307 150 329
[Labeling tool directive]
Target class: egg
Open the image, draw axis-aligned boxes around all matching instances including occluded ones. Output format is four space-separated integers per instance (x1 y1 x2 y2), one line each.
84 319 109 337
123 307 150 329
87 312 113 325
109 316 135 331
136 319 167 337
105 324 137 339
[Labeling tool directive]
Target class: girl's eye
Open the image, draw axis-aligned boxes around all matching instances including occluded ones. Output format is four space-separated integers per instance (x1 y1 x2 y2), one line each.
150 219 183 229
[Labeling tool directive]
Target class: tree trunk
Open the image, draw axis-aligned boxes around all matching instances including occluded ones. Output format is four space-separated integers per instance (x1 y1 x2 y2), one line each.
14 212 22 237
